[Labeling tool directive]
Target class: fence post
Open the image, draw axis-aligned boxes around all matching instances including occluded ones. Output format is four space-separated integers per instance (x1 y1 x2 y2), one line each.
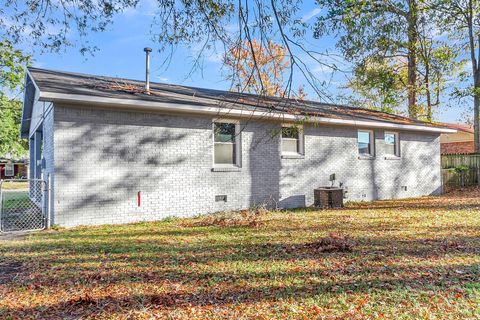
441 168 444 194
0 180 3 233
46 175 51 229
478 168 480 187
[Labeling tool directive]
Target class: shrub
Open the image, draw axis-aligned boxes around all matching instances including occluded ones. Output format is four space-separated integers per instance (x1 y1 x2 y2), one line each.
454 165 470 174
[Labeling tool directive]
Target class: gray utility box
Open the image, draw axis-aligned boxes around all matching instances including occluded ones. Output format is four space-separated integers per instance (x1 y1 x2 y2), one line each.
314 187 344 209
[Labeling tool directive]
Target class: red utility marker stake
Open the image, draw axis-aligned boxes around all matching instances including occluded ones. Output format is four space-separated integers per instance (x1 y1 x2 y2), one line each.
137 191 141 207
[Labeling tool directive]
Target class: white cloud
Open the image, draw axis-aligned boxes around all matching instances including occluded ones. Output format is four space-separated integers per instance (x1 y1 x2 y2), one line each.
224 23 238 33
2 16 66 39
430 26 448 40
120 0 157 17
207 52 223 63
189 40 225 64
301 8 321 23
157 76 169 82
33 61 46 68
114 34 150 45
312 64 334 74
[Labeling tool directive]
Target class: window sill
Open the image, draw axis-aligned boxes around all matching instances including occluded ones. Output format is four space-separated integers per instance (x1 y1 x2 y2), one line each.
211 166 242 172
281 154 305 159
384 156 401 160
358 155 375 160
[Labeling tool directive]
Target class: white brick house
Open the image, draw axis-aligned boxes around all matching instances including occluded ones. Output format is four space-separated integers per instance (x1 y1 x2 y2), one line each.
21 67 455 227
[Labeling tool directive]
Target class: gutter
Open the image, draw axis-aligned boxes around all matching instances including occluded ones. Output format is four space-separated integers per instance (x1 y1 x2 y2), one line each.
39 91 457 134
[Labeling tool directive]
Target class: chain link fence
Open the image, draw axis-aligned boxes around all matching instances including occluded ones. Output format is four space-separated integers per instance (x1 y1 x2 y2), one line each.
0 179 47 233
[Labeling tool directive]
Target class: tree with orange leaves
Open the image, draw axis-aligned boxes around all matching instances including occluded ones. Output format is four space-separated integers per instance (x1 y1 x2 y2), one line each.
224 39 304 99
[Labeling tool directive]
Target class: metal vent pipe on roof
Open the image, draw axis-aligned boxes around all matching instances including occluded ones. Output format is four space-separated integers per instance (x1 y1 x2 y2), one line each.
144 47 152 94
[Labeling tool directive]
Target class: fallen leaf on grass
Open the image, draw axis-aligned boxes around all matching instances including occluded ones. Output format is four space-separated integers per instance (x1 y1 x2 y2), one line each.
286 233 356 254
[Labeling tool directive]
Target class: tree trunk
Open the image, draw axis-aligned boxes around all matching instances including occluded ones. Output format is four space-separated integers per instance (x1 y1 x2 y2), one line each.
474 80 480 153
425 63 432 122
466 0 479 153
407 0 418 119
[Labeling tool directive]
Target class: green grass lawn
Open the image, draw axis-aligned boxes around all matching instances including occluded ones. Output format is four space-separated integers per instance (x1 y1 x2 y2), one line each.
1 189 479 319
1 182 30 210
1 192 30 210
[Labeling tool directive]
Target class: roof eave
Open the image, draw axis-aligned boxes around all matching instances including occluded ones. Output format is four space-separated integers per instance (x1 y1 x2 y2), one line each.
39 91 457 134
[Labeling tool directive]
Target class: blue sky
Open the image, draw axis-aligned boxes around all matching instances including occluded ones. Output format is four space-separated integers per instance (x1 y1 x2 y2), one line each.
21 0 470 123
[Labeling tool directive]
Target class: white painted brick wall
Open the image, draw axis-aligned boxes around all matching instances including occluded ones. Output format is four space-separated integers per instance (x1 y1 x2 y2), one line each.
51 105 441 227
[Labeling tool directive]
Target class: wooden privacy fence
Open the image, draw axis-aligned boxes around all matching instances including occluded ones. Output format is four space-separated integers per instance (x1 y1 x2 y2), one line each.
441 154 480 169
441 154 480 188
442 168 479 188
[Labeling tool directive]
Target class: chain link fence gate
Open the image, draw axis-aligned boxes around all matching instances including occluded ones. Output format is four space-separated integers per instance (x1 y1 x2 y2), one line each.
0 179 48 233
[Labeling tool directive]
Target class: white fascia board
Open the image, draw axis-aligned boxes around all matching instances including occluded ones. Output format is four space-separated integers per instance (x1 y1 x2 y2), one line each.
39 91 457 134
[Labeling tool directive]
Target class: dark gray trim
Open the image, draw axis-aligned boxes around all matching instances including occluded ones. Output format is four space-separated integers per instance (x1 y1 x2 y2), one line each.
20 73 37 138
211 167 242 172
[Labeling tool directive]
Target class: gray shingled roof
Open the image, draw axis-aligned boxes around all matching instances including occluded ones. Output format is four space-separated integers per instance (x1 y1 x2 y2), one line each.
27 67 443 128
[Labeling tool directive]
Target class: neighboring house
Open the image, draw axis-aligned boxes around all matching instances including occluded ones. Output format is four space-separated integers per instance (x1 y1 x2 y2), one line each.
440 123 475 155
21 67 455 227
0 158 28 179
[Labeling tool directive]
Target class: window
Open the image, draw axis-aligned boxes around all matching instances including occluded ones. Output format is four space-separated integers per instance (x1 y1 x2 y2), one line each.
213 121 240 166
281 125 304 156
384 132 400 157
358 130 374 157
5 163 14 177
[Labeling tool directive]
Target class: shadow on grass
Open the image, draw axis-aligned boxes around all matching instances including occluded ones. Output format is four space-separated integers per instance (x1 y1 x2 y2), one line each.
4 231 480 279
2 260 479 318
1 195 480 318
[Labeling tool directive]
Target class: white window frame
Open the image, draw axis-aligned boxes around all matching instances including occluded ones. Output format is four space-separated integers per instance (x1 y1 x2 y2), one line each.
384 131 400 157
5 163 14 177
281 124 304 157
357 129 375 157
212 119 241 168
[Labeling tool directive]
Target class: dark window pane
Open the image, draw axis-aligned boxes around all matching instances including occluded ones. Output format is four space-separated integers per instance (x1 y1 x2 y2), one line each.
214 123 236 142
282 127 299 139
385 133 397 155
385 133 395 145
358 131 372 155
5 163 14 176
358 142 370 155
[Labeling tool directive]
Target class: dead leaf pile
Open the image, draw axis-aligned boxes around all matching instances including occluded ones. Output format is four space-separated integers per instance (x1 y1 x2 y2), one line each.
184 208 269 228
285 232 356 254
